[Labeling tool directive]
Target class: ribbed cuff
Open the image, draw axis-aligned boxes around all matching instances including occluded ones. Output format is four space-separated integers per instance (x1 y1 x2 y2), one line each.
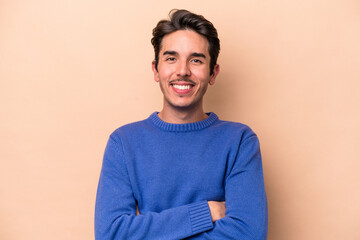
188 201 213 235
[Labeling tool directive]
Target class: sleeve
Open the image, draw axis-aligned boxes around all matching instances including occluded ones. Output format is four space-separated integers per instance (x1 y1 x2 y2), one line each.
94 135 214 240
185 134 268 240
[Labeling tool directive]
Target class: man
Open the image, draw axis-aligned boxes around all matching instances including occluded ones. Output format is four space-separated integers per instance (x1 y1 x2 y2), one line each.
95 9 268 239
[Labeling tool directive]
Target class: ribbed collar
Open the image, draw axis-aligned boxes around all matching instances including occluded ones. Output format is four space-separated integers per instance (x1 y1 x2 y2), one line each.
149 112 218 132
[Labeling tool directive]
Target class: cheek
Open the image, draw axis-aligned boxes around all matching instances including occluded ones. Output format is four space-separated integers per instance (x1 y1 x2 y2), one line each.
158 63 176 77
191 65 210 78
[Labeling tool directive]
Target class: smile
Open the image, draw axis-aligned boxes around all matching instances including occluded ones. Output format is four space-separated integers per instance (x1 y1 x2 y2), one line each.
172 84 192 90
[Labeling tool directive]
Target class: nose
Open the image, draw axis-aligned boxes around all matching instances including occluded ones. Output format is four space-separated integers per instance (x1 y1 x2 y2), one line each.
176 60 191 77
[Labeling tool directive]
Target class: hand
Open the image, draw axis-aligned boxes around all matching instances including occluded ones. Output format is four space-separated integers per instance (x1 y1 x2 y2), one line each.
136 204 140 215
208 201 226 222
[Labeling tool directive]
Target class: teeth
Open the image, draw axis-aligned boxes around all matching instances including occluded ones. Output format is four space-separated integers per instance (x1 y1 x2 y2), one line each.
173 85 191 90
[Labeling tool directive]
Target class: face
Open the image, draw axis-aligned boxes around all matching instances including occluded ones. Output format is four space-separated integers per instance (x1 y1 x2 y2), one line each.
152 30 219 111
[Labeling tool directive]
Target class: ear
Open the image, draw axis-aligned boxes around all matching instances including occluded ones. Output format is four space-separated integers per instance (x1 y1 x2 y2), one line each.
152 60 159 82
209 64 220 85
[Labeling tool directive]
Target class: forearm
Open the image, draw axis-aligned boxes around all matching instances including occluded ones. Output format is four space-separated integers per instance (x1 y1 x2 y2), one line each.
95 200 213 240
185 199 267 240
185 208 267 240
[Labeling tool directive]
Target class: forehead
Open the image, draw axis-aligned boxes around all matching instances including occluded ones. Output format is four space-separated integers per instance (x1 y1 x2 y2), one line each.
160 30 209 56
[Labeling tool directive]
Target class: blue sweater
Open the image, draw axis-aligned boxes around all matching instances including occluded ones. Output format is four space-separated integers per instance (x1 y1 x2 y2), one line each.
95 112 268 239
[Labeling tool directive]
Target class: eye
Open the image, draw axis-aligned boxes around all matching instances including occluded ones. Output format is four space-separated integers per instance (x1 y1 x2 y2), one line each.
191 59 203 64
166 57 176 62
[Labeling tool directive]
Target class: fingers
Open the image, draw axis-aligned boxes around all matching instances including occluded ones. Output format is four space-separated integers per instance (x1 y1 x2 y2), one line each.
208 201 226 222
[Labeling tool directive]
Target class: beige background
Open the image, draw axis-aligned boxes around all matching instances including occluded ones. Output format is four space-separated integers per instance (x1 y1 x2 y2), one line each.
1 0 359 239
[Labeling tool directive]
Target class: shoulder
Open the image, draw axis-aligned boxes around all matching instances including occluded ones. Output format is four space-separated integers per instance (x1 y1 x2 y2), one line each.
212 117 258 142
108 115 153 143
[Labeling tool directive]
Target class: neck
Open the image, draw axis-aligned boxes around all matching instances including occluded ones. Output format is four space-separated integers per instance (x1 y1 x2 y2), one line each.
158 103 208 124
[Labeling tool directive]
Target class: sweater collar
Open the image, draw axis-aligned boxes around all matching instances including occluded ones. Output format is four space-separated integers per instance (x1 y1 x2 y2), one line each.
149 112 218 132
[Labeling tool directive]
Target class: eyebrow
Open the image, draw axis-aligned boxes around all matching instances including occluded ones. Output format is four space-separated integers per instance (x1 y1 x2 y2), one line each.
163 51 178 56
163 51 206 58
190 52 206 58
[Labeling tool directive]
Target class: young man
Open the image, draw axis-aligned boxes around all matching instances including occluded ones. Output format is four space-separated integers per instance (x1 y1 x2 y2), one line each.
95 10 268 239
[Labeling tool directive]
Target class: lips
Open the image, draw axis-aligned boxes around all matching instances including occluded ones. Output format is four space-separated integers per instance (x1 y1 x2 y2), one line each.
172 84 192 90
170 80 195 94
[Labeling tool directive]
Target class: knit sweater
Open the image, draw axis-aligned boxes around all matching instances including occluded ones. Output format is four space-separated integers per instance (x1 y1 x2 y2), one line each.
95 112 268 240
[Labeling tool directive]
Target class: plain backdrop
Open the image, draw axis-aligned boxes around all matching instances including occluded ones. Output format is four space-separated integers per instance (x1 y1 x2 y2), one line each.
1 0 359 239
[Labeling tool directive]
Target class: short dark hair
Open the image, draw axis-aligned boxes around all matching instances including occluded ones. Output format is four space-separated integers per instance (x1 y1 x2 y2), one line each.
151 9 220 75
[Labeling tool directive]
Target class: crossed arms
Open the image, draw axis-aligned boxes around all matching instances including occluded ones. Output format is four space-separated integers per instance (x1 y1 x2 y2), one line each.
95 134 267 239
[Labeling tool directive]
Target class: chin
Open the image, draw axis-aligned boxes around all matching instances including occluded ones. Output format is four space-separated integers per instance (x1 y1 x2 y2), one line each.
171 101 200 110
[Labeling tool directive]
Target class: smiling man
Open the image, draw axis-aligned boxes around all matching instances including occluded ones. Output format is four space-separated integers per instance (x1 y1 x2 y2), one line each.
153 29 218 123
95 9 268 239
